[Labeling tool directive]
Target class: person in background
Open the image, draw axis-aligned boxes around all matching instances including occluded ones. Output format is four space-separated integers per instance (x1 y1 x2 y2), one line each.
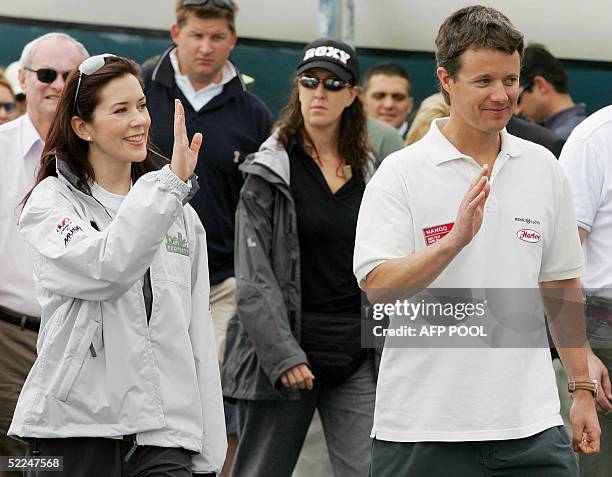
143 2 272 473
516 43 586 139
363 62 415 139
9 54 226 477
4 61 27 118
0 32 88 474
0 76 16 125
223 38 376 477
560 105 612 477
405 93 449 146
367 116 405 164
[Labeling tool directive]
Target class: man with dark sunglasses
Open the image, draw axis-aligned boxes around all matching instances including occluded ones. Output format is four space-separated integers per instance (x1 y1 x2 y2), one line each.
143 2 272 475
0 32 88 475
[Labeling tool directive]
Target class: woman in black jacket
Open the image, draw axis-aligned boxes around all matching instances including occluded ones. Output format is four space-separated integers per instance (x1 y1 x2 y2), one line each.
223 38 376 477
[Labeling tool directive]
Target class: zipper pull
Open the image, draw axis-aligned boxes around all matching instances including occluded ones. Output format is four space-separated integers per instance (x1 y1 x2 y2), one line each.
124 436 138 462
89 343 97 358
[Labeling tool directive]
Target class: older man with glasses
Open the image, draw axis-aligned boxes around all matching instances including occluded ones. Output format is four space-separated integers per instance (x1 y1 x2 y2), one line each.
0 32 88 473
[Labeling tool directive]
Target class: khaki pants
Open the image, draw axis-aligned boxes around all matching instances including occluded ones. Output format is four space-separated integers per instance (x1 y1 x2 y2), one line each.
210 277 237 364
0 319 38 477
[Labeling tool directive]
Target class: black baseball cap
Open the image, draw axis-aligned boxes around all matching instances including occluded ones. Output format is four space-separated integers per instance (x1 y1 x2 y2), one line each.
296 38 360 84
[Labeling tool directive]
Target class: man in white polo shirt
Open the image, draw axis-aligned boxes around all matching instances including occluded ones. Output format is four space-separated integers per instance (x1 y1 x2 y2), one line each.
354 6 601 476
559 107 612 477
0 33 88 469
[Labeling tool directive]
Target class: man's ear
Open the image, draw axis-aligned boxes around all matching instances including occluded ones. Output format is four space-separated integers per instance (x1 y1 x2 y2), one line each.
170 23 181 45
71 116 92 142
407 96 415 114
533 75 550 95
437 66 453 97
18 68 27 94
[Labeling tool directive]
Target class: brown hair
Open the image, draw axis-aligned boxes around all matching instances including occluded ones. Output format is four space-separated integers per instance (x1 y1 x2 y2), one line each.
175 0 238 32
275 75 370 183
435 5 524 103
24 56 158 205
363 62 412 96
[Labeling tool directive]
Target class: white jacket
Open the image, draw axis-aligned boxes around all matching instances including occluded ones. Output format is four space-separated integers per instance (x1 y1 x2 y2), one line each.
8 160 227 474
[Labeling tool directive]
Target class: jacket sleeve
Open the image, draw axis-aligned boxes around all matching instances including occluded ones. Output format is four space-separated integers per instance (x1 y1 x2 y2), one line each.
185 207 227 474
20 165 191 301
234 174 308 387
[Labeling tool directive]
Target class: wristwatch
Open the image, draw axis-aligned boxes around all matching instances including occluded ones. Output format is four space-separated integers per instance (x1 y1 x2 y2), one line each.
568 379 598 399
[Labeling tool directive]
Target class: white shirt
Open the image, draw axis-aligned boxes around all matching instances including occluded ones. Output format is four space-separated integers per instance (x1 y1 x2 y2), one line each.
354 118 584 442
0 115 44 316
90 181 126 218
170 49 237 112
560 105 612 299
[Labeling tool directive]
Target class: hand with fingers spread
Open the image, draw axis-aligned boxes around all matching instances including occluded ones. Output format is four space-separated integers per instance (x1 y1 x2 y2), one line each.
280 363 315 391
446 164 491 250
171 99 202 182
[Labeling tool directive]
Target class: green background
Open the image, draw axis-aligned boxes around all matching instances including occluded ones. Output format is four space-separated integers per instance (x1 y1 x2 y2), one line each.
2 19 612 119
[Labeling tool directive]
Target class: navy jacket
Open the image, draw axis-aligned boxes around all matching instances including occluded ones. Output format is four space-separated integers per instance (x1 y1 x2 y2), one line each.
143 46 273 285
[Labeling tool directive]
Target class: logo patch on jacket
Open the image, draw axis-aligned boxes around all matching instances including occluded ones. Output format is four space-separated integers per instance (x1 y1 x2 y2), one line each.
423 222 454 246
166 232 190 256
55 217 83 247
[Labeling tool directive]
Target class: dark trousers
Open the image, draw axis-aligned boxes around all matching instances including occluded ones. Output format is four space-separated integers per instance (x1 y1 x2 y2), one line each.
24 437 193 477
370 426 578 477
0 319 38 477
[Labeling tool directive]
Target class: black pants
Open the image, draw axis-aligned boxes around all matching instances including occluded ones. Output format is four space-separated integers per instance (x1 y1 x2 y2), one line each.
370 426 578 477
24 436 194 477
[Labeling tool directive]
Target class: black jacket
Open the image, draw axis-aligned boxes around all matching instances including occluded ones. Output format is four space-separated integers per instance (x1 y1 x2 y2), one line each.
143 46 273 285
506 116 565 158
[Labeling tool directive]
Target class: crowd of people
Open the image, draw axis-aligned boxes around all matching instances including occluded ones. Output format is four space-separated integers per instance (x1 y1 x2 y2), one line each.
0 2 611 477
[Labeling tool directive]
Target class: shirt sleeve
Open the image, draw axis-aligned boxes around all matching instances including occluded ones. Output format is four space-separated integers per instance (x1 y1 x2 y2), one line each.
559 135 605 232
538 166 584 282
353 158 415 288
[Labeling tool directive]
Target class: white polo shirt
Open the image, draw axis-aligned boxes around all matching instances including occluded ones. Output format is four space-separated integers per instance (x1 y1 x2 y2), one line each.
560 105 612 300
354 118 583 442
0 115 44 316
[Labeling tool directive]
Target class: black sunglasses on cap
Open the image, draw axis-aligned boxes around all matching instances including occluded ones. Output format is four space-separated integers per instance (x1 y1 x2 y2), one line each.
24 67 71 84
182 0 234 11
298 75 349 92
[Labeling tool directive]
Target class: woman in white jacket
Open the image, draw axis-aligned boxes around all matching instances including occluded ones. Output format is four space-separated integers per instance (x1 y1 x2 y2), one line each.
9 55 226 476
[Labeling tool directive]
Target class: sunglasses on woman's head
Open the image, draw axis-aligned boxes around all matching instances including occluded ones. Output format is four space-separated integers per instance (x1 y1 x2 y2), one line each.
24 67 71 84
73 54 115 112
298 76 349 92
0 102 16 112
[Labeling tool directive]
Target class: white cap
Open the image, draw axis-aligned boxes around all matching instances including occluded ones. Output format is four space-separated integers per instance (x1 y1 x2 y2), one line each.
4 61 23 96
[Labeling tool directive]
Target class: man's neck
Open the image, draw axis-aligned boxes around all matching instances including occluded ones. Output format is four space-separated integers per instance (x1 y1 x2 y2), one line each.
189 71 223 91
440 117 501 167
546 94 576 119
28 112 51 141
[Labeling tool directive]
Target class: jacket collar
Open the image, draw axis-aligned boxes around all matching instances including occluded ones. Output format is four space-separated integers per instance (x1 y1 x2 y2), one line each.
151 46 247 107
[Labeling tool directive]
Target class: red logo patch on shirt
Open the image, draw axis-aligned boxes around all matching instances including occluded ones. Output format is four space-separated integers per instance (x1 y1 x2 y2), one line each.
423 223 454 246
517 228 542 243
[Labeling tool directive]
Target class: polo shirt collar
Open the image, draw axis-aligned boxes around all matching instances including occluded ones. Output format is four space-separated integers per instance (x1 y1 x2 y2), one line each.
21 114 43 157
424 117 521 166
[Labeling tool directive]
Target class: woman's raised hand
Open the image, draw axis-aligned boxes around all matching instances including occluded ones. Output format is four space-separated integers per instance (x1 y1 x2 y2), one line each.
170 99 202 182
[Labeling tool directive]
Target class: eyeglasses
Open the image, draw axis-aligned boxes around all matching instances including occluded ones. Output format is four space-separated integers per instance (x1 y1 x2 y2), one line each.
298 76 349 92
0 102 16 112
182 0 234 11
24 67 71 84
73 54 115 112
518 81 533 104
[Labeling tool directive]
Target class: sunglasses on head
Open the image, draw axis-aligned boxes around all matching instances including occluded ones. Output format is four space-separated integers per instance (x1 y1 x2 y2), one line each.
24 67 71 84
0 102 16 112
298 75 349 92
182 0 234 11
73 53 115 112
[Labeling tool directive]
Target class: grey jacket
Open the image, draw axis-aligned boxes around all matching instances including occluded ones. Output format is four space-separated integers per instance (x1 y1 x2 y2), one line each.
222 134 374 401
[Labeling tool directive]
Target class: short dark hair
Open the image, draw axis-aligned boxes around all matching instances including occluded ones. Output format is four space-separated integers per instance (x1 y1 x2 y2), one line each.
435 5 524 103
363 63 412 95
521 44 569 94
175 0 238 32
